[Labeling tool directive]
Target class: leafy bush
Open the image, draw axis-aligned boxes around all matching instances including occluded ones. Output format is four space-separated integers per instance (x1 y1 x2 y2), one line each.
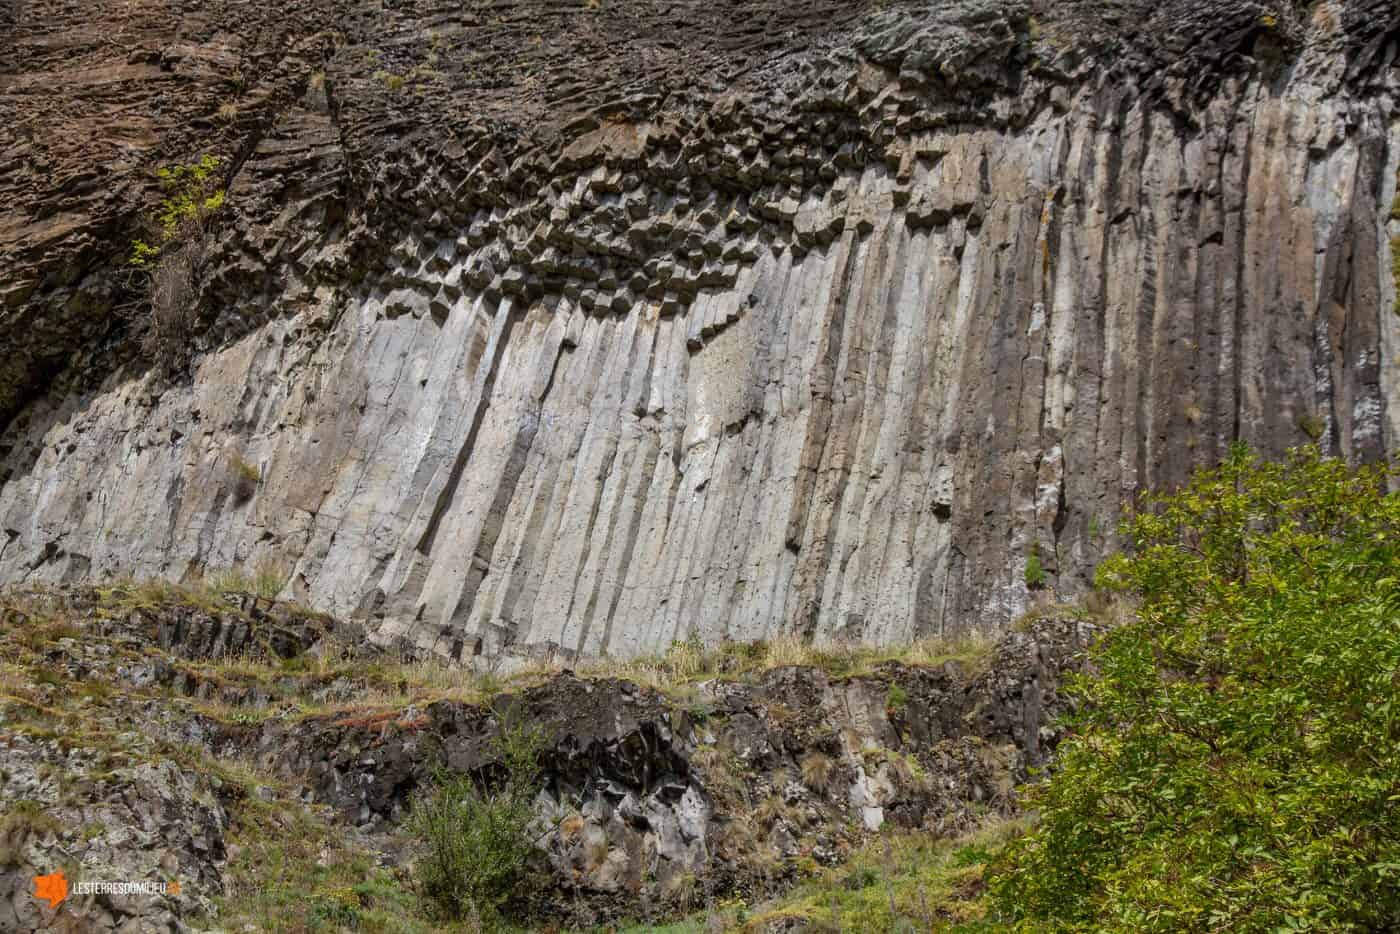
1297 413 1326 441
1392 234 1400 316
409 719 546 926
129 155 226 367
129 155 226 263
991 445 1400 932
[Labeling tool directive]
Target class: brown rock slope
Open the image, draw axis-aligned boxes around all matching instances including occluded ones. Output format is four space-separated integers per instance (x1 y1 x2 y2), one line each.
0 1 1397 662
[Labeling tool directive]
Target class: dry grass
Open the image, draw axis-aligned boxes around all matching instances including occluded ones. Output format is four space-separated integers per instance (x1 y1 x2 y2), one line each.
755 793 798 829
0 799 62 866
205 559 286 599
97 569 321 620
575 631 996 695
691 741 748 805
98 578 232 617
7 581 1002 741
189 628 1001 729
1392 234 1400 317
800 752 836 794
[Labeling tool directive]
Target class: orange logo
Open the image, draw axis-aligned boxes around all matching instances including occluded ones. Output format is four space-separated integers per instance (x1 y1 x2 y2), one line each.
33 871 68 909
168 880 181 896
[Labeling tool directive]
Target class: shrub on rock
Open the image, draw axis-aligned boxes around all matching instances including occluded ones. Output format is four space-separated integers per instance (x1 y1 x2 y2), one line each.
409 719 546 927
992 444 1400 932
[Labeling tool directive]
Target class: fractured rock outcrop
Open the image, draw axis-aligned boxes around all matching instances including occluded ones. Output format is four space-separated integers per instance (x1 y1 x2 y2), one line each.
0 584 1098 927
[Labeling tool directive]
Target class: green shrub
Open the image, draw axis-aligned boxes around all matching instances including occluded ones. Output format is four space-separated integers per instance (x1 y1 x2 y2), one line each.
1391 235 1400 316
129 154 227 367
409 719 546 926
990 444 1400 932
1024 546 1046 589
129 154 225 268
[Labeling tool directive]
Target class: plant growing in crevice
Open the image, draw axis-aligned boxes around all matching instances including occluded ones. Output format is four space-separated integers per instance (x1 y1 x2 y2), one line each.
0 799 60 867
1297 412 1326 441
1391 234 1400 316
1024 544 1047 589
374 70 406 91
129 154 227 369
228 454 260 503
885 681 909 713
207 559 288 600
800 751 836 795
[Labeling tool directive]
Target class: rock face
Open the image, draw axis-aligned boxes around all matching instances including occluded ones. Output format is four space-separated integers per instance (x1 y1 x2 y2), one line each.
1 1 1398 662
237 620 1097 926
0 584 1099 928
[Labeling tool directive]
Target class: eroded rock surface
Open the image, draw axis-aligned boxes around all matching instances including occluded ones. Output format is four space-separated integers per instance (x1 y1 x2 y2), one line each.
0 585 1097 928
1 2 1398 662
222 615 1098 923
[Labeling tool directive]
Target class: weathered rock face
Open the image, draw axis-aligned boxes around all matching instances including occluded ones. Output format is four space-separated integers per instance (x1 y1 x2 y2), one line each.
0 584 1097 928
247 614 1094 902
1 1 1398 662
235 622 1097 926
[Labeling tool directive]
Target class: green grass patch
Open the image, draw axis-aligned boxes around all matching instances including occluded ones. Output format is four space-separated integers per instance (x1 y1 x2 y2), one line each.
1024 545 1046 589
216 802 435 934
617 819 1023 933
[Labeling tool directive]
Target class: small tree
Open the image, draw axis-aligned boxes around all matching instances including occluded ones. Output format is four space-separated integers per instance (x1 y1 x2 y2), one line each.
129 155 226 368
409 719 547 926
990 445 1400 931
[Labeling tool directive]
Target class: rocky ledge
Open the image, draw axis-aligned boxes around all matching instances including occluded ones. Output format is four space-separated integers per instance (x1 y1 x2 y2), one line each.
0 584 1099 930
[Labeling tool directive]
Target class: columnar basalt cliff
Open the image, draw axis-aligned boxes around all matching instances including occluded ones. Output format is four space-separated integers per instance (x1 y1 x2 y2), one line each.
1 1 1398 664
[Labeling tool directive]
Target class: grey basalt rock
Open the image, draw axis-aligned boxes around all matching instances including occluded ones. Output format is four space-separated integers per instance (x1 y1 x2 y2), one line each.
853 0 1031 91
0 736 227 934
0 1 1397 664
213 612 1098 924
